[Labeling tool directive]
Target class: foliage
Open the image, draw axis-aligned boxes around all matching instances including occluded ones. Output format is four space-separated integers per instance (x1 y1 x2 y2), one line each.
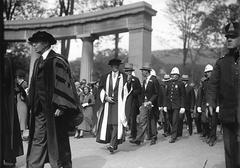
3 0 46 20
5 42 30 80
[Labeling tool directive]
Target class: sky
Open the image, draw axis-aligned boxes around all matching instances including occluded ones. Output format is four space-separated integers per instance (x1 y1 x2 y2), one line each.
49 0 237 61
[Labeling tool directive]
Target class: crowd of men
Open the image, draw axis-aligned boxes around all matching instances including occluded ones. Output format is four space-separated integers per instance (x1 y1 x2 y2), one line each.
2 20 240 168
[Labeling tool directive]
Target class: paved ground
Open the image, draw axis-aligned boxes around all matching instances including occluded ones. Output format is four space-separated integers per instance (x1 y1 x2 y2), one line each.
16 128 225 168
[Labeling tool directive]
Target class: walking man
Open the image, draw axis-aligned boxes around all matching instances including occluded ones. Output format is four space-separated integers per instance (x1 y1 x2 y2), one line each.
123 63 141 140
27 31 81 168
130 63 160 145
96 58 127 154
178 74 195 136
163 67 185 143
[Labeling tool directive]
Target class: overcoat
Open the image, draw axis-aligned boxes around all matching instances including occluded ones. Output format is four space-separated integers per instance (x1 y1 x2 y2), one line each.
207 53 239 123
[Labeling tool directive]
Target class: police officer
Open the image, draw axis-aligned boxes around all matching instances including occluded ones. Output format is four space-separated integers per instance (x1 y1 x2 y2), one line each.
162 74 171 137
196 64 213 143
178 74 195 136
207 21 240 168
163 67 185 143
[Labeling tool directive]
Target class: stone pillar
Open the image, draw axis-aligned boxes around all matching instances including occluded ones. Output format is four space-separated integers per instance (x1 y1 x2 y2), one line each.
80 36 95 82
28 46 40 84
129 28 152 80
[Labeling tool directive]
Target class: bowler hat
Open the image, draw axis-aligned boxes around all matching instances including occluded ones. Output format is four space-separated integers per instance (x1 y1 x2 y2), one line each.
140 62 152 71
28 31 57 45
124 63 134 71
181 74 189 81
224 22 240 38
108 58 122 66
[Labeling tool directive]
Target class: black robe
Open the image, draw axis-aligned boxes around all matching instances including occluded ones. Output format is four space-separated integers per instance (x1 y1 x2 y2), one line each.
2 57 23 163
27 50 81 167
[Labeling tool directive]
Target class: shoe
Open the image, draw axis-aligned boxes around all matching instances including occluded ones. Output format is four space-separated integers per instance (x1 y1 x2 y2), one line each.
114 145 118 150
162 133 169 137
150 140 156 145
129 139 141 145
74 131 79 138
209 140 216 147
206 138 211 144
107 145 114 154
169 138 176 143
128 135 136 139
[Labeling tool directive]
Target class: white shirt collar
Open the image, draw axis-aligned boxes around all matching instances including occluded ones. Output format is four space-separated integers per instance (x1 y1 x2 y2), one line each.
145 75 152 88
42 48 52 60
146 74 152 82
112 71 119 77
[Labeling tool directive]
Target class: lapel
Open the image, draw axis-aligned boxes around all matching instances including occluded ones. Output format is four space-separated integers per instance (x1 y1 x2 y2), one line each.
113 73 120 91
145 75 152 91
109 73 113 92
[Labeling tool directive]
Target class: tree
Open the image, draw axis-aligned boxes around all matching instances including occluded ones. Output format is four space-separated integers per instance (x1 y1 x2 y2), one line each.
58 0 74 58
3 0 45 77
167 0 208 66
3 0 45 20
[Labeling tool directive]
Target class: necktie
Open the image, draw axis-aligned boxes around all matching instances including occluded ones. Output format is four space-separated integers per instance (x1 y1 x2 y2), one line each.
114 72 117 78
38 56 44 69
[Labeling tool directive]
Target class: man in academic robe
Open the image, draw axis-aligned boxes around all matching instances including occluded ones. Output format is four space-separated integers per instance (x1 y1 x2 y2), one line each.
96 58 127 154
130 62 160 145
27 31 81 168
123 63 141 140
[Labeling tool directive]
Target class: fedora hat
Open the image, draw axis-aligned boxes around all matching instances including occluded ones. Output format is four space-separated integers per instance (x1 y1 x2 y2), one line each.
124 63 134 71
181 74 189 81
140 62 152 71
28 31 57 45
108 58 122 66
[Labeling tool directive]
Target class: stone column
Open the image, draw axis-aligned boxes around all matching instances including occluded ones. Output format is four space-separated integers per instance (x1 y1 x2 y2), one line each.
129 27 152 80
28 46 40 84
80 36 95 82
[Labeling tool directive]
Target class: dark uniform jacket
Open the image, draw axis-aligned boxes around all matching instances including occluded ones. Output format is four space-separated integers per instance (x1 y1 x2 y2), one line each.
164 79 185 109
196 77 209 111
207 52 239 123
185 84 196 111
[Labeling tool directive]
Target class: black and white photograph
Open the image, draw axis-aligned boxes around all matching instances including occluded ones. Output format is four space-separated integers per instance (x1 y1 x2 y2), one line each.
1 0 240 167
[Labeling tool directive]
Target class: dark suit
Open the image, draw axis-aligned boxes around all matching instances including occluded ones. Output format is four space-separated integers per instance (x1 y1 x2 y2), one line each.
178 83 195 136
196 78 210 138
207 51 240 168
134 75 159 143
164 79 185 140
125 75 141 138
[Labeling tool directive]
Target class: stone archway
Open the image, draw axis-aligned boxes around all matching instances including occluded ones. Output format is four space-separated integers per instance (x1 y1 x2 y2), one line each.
4 1 157 82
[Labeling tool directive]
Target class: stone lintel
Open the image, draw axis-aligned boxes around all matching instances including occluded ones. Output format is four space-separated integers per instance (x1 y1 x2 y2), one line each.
5 2 156 31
